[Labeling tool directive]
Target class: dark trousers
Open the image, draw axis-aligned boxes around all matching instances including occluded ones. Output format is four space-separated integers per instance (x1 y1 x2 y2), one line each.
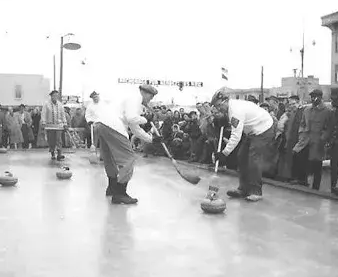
292 146 309 183
21 124 30 149
293 145 323 189
308 160 323 190
46 130 63 153
330 143 338 188
237 126 275 195
97 123 136 183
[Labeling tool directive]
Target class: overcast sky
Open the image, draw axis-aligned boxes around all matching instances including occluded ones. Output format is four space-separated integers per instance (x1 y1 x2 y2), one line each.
0 0 337 104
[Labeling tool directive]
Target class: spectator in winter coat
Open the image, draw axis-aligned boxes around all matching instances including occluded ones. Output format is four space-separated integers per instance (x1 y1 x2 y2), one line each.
31 107 41 148
0 106 6 148
293 89 332 190
6 107 24 149
161 110 173 145
186 111 202 162
18 104 34 149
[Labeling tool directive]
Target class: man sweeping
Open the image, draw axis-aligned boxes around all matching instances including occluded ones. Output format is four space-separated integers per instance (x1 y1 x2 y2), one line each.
85 91 102 151
210 88 274 202
96 84 162 204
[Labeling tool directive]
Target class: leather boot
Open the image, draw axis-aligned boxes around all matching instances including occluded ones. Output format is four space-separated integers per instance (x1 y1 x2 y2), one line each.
51 151 56 160
57 150 65 161
111 182 138 204
106 176 117 196
122 183 138 202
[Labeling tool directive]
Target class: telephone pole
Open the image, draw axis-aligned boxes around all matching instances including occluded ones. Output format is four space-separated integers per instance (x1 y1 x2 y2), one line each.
260 66 264 103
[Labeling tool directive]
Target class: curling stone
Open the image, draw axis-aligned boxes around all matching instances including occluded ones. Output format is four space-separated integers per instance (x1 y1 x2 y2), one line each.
200 188 226 214
0 171 18 187
89 154 99 164
0 148 8 154
56 166 72 180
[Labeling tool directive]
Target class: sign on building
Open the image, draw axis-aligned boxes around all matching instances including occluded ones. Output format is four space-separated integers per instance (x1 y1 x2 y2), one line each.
117 78 203 88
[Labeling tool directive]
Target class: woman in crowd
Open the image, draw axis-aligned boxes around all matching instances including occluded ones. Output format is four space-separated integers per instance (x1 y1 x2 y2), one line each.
6 107 23 149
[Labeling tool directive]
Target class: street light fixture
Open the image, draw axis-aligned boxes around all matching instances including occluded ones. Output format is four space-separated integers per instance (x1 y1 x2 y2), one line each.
59 33 81 99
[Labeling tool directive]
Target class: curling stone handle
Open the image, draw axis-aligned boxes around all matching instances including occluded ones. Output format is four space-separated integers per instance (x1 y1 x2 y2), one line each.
215 126 224 173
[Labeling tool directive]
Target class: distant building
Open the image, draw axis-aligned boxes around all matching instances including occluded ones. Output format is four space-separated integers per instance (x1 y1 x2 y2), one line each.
322 11 338 85
269 75 328 102
0 73 50 107
217 87 270 103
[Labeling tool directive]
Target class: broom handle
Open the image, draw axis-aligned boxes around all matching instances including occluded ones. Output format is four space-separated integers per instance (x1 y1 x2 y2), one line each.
215 126 224 173
150 121 174 160
90 124 94 147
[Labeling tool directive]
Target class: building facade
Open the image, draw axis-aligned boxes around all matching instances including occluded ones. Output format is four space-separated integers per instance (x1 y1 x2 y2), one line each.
322 11 338 85
0 74 50 107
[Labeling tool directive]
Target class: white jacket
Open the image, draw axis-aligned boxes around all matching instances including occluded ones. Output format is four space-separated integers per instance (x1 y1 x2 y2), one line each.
85 101 102 123
97 92 153 143
222 99 273 156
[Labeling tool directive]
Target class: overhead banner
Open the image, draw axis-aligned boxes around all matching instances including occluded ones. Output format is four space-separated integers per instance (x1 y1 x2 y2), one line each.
117 78 203 87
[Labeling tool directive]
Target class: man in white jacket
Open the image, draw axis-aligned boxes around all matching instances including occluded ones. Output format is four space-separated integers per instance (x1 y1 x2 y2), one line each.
96 84 162 204
85 91 101 149
211 88 274 201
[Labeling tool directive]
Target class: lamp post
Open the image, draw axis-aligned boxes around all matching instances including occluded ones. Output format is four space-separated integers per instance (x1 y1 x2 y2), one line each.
290 32 316 102
58 33 81 100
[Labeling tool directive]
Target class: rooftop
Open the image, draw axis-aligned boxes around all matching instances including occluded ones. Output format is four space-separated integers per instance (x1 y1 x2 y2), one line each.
321 11 338 28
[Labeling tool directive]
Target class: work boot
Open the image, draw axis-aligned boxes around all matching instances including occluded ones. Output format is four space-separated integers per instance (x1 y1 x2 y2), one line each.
106 176 117 196
111 182 138 204
122 183 138 203
56 150 65 161
51 151 56 160
226 189 248 198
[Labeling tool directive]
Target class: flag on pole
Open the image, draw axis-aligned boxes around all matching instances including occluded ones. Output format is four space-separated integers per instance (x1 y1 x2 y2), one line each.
221 67 228 80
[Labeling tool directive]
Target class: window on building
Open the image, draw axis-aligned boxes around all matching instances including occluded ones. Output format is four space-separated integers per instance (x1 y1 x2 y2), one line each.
336 32 338 53
236 95 239 99
14 85 22 99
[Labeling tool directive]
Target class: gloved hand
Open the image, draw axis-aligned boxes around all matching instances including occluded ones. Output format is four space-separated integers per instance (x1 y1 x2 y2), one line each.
152 134 163 144
88 121 94 126
214 151 226 161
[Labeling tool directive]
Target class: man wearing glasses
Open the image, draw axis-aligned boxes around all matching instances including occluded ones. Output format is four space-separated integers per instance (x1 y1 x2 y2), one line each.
210 88 275 202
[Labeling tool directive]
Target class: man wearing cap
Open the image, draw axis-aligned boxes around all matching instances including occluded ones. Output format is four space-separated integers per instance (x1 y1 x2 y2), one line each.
96 84 162 204
293 89 332 190
41 90 68 161
211 88 275 201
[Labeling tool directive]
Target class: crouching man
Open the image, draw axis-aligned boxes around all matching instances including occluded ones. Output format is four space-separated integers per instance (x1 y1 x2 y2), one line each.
211 88 274 202
96 85 162 204
41 90 68 161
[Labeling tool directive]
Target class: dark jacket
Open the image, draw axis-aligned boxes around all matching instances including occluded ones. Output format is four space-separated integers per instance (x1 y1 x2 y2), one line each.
293 103 332 161
186 119 202 139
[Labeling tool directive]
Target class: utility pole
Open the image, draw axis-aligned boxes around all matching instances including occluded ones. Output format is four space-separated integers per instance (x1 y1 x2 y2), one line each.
260 66 264 103
59 36 64 100
53 55 56 90
300 31 304 78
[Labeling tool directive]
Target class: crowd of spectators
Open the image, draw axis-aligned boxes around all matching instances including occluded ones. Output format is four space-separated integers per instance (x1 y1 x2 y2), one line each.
0 104 91 149
132 93 336 194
